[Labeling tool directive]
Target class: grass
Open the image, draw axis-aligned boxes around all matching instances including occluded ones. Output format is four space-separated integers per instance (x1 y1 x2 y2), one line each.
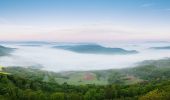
0 65 10 75
122 75 143 85
0 65 3 71
0 71 10 75
55 72 108 85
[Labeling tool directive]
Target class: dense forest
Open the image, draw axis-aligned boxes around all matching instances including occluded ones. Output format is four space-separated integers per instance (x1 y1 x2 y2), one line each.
1 59 170 100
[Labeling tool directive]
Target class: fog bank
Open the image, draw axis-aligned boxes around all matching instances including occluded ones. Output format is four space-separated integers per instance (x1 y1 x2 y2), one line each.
0 42 170 72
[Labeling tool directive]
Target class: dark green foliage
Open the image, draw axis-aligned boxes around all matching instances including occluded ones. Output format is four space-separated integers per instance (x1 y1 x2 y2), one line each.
1 59 170 99
108 71 125 84
0 73 170 100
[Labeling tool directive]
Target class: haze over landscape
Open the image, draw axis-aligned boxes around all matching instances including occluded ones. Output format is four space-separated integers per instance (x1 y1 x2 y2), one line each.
1 0 170 100
0 0 170 71
0 42 170 72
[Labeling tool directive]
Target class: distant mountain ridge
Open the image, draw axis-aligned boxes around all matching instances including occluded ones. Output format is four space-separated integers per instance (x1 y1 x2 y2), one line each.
0 45 14 56
53 44 138 54
150 46 170 50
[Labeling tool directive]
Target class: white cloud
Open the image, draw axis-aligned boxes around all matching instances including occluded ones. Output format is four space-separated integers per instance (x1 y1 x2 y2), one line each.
0 23 170 42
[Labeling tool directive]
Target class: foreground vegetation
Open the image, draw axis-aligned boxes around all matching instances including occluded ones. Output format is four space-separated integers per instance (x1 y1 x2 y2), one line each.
0 58 170 100
1 72 170 100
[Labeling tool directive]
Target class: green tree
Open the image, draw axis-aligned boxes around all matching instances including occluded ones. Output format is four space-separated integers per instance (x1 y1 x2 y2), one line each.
139 89 167 100
67 93 83 100
50 92 65 100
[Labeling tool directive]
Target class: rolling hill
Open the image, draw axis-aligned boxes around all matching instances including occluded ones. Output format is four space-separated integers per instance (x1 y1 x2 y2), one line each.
150 46 170 50
1 58 170 99
53 44 138 55
0 45 14 56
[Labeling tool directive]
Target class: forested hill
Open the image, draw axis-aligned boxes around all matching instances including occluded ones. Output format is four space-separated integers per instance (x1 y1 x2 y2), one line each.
0 67 170 100
1 58 170 99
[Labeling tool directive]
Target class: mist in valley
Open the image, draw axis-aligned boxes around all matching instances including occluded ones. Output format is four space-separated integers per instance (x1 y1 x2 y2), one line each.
0 42 170 72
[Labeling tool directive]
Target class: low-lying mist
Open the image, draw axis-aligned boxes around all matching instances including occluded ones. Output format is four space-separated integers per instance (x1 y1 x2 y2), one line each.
0 42 170 72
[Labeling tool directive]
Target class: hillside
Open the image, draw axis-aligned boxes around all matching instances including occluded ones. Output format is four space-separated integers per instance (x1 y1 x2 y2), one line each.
1 61 170 99
3 58 170 86
0 45 14 56
53 44 138 54
150 46 170 50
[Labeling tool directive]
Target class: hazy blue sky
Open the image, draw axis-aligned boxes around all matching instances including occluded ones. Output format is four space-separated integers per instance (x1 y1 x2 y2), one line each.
0 0 170 42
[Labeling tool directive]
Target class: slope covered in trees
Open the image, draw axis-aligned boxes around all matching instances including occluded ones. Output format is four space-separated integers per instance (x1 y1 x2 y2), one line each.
0 58 170 99
0 69 170 100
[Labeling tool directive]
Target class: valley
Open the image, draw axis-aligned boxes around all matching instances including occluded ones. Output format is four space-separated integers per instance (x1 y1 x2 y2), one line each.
1 58 170 99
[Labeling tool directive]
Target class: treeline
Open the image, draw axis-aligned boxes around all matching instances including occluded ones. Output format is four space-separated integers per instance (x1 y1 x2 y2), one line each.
0 73 170 100
2 59 170 100
108 64 170 84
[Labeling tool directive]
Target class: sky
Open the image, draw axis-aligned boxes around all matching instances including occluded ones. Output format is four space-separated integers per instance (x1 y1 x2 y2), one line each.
0 0 170 42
